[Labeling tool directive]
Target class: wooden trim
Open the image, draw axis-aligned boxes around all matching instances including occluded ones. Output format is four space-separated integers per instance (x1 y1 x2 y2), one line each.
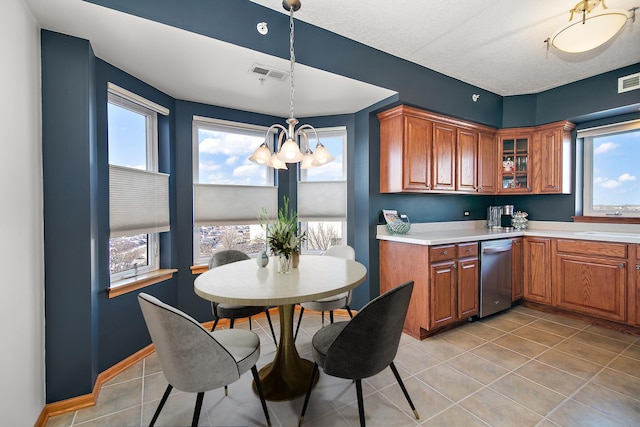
572 216 640 224
35 344 155 427
108 268 178 298
191 264 208 275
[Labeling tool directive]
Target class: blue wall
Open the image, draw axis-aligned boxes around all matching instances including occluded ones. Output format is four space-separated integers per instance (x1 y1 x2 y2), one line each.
41 3 640 402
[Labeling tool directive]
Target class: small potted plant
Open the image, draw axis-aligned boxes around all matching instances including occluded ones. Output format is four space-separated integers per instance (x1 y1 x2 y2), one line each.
259 196 306 273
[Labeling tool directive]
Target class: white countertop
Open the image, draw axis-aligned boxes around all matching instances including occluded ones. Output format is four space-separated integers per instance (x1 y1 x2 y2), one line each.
376 220 640 245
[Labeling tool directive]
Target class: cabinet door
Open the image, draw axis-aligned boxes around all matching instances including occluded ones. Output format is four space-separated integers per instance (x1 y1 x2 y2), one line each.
429 260 457 328
477 131 497 193
432 122 456 191
534 128 563 194
512 238 524 301
403 116 432 191
457 257 479 318
456 129 477 192
553 254 627 322
498 134 532 193
524 237 551 304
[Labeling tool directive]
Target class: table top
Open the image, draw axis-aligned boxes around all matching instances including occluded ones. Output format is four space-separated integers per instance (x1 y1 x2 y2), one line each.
194 255 367 306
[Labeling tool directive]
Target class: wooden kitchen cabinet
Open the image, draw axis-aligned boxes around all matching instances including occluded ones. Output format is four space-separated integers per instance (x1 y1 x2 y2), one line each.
456 128 478 192
552 239 627 323
379 240 478 339
532 121 575 194
633 245 640 326
497 130 532 193
511 237 524 301
477 131 498 193
432 122 456 191
524 237 552 304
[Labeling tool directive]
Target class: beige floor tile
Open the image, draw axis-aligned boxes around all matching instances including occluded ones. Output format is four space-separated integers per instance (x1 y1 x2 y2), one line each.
527 318 581 337
141 391 209 427
365 363 410 391
338 391 419 427
437 328 488 350
511 325 566 347
489 373 566 416
395 344 442 375
541 313 591 329
478 315 523 332
379 376 453 420
608 354 640 378
515 360 586 397
73 378 142 424
622 343 640 361
554 339 619 366
103 360 143 387
416 364 483 402
492 333 549 358
570 330 632 353
457 321 507 341
498 310 539 325
143 352 162 376
409 336 466 361
471 342 530 370
421 404 488 426
536 349 603 380
510 305 547 318
592 367 640 401
459 387 542 426
44 411 74 427
573 383 640 426
582 324 639 344
302 409 350 427
547 399 626 427
73 405 142 427
445 352 509 385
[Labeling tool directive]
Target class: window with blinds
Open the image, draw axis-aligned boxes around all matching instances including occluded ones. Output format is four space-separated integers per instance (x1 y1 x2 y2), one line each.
107 87 170 283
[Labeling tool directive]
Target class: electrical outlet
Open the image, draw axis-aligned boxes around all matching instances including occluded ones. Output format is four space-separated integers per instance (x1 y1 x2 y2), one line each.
464 211 470 216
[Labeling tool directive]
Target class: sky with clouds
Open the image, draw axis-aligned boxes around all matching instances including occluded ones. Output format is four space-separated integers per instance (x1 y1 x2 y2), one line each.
592 129 639 206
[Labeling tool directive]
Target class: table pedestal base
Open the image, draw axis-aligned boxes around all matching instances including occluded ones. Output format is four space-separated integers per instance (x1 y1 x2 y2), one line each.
253 304 319 401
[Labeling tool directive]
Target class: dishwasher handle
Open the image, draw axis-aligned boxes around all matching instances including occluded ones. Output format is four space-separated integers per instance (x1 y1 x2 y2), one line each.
482 246 512 254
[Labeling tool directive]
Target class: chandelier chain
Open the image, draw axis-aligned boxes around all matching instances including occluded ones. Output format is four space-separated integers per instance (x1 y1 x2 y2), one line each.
289 6 295 120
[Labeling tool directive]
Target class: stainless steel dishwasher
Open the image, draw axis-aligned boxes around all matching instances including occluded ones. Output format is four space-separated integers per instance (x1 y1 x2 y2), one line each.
479 239 513 318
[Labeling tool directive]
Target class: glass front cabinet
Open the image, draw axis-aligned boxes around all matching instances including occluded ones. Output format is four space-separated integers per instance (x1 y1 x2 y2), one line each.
498 131 532 193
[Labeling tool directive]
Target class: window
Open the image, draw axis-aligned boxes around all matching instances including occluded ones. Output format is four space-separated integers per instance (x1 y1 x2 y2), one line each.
108 86 169 284
192 117 276 264
581 120 640 217
298 127 347 252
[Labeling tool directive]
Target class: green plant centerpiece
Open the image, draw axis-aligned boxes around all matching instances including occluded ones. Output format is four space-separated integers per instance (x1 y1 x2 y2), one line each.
259 196 306 273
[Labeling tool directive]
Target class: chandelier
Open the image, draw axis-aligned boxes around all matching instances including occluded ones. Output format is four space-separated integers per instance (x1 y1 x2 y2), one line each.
248 0 334 170
545 0 633 53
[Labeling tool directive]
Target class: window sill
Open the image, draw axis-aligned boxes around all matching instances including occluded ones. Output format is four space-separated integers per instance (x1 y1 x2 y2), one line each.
572 216 640 224
108 268 178 298
191 265 208 275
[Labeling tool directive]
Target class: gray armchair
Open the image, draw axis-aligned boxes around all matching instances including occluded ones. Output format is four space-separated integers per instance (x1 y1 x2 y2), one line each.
298 281 418 427
137 292 271 427
209 249 277 346
294 245 355 341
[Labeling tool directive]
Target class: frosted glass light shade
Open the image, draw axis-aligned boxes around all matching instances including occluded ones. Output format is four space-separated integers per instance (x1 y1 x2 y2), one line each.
277 138 304 162
300 149 315 169
312 142 334 166
550 9 628 53
248 142 272 165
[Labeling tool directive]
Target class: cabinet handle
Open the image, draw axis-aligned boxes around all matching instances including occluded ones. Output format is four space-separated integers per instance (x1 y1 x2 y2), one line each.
619 263 625 268
636 265 640 270
453 263 457 269
467 248 472 253
442 250 448 255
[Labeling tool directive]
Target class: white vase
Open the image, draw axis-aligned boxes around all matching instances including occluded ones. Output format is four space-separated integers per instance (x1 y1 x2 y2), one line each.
257 251 269 267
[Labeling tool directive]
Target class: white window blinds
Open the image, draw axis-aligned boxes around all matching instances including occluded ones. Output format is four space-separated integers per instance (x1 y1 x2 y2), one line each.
109 165 170 237
297 181 347 222
193 184 278 226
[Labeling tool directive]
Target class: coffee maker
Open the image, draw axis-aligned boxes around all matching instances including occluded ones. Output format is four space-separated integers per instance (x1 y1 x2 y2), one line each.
487 205 514 229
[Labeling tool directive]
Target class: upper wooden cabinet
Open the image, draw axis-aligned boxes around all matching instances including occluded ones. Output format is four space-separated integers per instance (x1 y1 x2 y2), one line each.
497 130 532 193
377 105 497 194
532 121 576 194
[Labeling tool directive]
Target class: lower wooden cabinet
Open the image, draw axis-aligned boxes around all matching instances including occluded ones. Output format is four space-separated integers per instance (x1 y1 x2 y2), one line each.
523 237 552 304
511 237 524 301
379 240 478 339
634 245 640 326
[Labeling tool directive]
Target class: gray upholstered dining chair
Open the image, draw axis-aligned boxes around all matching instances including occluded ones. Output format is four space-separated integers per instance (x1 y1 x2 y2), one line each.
298 281 419 427
209 249 277 346
137 293 271 427
294 244 355 341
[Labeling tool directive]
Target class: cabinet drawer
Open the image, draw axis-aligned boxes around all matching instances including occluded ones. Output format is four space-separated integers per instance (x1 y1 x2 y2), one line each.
430 245 456 262
556 239 627 258
457 242 478 258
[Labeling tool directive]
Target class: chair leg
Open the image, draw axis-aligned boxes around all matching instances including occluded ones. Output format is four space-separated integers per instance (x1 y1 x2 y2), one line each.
299 363 319 426
249 315 253 330
191 392 204 427
294 306 305 341
321 311 325 326
355 379 366 427
265 309 277 346
229 318 235 329
329 310 334 324
149 384 172 426
210 319 219 332
389 362 419 420
251 366 272 427
346 305 354 318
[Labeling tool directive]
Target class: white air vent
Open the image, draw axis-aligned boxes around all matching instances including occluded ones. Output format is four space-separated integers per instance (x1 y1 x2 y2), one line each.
248 63 289 81
618 72 640 93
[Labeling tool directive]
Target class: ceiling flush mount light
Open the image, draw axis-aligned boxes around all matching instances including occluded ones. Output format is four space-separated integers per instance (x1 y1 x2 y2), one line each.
545 0 633 53
248 0 334 170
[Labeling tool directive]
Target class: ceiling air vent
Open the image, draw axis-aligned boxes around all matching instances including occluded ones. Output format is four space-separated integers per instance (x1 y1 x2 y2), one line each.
248 63 289 81
618 72 640 93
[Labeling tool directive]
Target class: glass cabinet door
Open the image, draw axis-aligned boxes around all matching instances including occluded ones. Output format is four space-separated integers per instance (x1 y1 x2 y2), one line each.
500 136 530 191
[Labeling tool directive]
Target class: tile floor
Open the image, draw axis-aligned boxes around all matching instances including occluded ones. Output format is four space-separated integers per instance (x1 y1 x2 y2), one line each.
46 305 640 426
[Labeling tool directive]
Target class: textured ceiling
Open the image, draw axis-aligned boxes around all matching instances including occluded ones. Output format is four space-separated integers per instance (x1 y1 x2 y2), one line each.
25 0 640 118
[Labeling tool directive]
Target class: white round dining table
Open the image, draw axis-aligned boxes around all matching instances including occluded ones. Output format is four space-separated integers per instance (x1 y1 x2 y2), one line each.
194 254 367 401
